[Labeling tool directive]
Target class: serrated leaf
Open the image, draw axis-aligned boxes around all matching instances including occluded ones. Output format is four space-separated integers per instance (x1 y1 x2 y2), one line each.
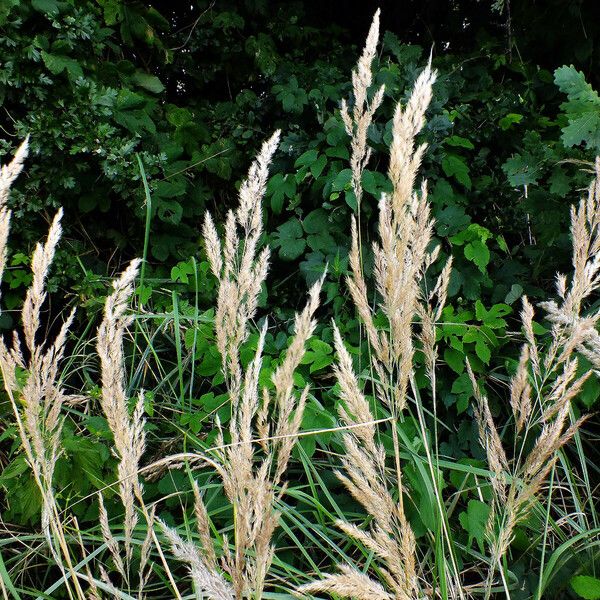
498 113 523 130
561 112 600 149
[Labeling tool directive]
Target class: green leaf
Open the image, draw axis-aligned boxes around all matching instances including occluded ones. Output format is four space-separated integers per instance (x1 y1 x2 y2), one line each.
459 499 491 552
502 154 541 187
464 239 490 273
331 168 352 192
475 301 511 328
166 106 193 127
554 66 600 150
571 576 600 600
474 338 491 364
498 113 523 130
273 218 306 261
32 0 60 15
268 173 296 214
435 205 471 236
549 167 571 197
444 347 465 374
451 373 475 413
295 149 318 168
311 154 327 178
445 135 474 149
504 283 523 305
302 209 328 234
442 154 471 189
561 112 600 148
41 51 83 79
131 71 165 94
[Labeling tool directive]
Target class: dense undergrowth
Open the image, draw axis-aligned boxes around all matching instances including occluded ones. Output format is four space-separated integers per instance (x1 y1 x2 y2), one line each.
1 2 600 599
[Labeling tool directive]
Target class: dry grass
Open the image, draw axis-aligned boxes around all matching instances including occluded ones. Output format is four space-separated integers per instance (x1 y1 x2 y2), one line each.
469 159 600 597
300 10 449 600
161 130 324 600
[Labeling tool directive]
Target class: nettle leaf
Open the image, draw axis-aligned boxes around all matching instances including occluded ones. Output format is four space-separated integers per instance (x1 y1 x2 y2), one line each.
166 106 193 127
245 33 278 76
442 154 472 189
459 499 491 552
273 218 306 261
571 576 600 600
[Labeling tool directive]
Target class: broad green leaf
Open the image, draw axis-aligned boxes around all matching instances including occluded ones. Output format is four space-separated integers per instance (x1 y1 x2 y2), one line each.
464 239 490 273
274 218 306 260
295 149 318 168
41 51 83 79
331 168 352 192
502 154 540 186
445 135 474 149
442 154 472 189
571 576 600 600
131 71 164 93
498 112 523 130
459 499 491 552
444 347 465 374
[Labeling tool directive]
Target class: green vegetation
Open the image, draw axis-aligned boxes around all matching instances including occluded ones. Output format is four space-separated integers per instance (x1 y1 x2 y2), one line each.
1 1 600 598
